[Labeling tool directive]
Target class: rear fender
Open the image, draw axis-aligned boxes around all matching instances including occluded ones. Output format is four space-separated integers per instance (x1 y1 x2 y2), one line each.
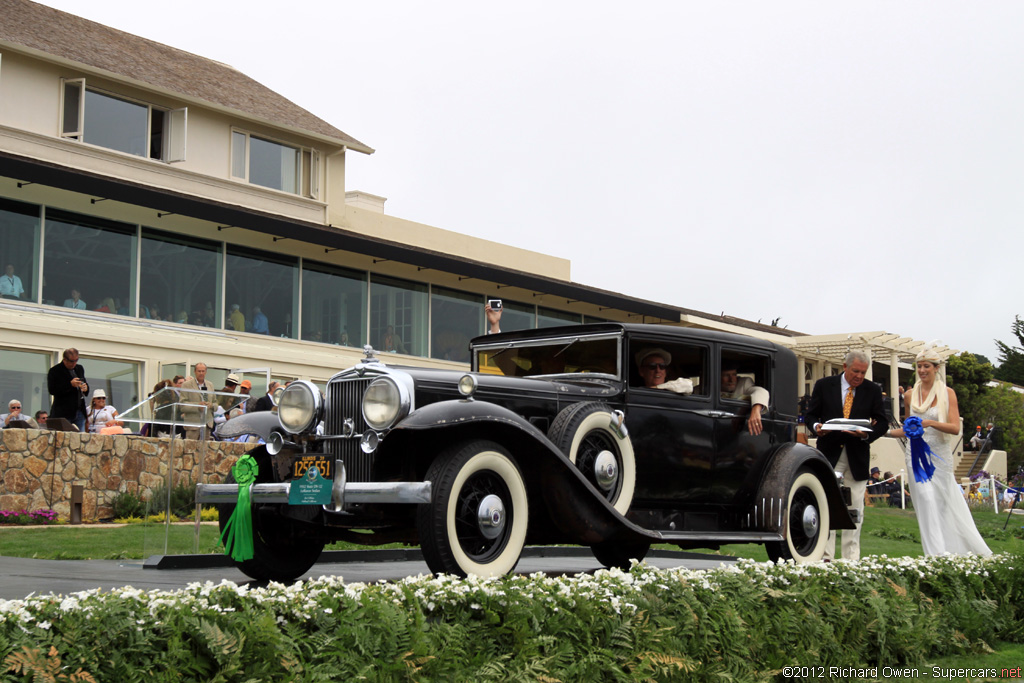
756 442 856 533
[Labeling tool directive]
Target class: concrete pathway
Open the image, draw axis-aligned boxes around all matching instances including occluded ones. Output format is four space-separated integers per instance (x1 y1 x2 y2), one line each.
0 548 736 600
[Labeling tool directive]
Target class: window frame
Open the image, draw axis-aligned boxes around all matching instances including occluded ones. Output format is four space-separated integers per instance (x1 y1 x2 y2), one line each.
230 128 317 198
59 78 186 162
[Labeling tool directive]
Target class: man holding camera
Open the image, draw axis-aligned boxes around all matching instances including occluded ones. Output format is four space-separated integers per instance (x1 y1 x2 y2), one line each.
47 348 88 432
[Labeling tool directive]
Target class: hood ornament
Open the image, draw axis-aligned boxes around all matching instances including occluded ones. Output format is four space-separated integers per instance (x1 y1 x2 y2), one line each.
357 345 382 375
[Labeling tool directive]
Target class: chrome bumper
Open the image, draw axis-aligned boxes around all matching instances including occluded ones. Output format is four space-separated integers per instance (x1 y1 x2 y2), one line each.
195 459 431 510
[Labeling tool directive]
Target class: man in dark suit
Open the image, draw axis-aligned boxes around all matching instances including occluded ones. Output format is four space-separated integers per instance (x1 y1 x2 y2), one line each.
47 348 88 432
252 381 280 413
805 350 888 561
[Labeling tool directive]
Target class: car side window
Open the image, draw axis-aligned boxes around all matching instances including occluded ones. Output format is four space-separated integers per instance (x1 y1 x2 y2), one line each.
719 349 771 405
629 340 708 396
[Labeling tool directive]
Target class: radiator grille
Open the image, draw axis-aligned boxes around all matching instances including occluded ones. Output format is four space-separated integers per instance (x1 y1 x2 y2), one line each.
325 377 374 482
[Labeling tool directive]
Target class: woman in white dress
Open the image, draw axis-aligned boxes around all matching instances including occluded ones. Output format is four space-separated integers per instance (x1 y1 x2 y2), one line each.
887 346 991 557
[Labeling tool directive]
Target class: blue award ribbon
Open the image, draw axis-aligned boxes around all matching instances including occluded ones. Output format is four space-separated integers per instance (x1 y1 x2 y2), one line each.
903 416 937 484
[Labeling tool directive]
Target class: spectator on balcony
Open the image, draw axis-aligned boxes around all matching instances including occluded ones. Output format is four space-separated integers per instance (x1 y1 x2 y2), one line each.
229 303 245 332
34 410 47 429
85 390 123 434
249 306 270 335
48 348 88 431
63 288 86 310
1 400 38 428
0 264 25 299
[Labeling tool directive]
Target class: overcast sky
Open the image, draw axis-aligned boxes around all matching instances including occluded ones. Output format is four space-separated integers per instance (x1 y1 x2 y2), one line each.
36 1 1024 363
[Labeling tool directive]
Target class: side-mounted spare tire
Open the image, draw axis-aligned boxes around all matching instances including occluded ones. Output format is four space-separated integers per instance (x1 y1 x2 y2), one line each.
547 402 636 514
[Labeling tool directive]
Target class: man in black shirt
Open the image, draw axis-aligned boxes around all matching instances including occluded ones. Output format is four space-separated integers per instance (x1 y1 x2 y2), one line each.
47 348 88 432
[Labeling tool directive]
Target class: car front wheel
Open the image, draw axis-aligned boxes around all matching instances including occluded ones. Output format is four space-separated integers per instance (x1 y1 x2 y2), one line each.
765 469 830 563
417 440 529 578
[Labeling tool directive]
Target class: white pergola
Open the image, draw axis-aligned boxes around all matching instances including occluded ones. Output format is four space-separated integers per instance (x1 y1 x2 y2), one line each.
781 331 958 407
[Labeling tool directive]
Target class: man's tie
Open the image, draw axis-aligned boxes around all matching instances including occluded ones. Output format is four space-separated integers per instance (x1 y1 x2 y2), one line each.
843 386 854 419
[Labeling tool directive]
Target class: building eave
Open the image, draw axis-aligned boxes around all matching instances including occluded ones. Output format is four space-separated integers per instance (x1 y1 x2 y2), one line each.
1 150 680 321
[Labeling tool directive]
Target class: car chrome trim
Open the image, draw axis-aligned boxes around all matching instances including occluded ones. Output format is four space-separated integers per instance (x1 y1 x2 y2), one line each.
657 530 784 542
196 480 432 505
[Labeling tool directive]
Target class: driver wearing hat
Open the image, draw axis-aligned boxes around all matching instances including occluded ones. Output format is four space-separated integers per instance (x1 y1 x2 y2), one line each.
635 348 693 394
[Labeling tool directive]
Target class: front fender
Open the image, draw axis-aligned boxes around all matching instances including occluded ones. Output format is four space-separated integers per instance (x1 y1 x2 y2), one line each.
390 399 659 546
214 411 280 442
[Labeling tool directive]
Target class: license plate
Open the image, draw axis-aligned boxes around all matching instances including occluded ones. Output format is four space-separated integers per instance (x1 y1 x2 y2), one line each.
293 456 332 479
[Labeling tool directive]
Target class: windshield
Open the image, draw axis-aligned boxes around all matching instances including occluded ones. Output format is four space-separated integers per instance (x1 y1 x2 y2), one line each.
475 334 620 378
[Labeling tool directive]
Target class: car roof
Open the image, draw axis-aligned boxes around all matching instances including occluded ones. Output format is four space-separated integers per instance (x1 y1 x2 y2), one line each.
471 322 783 353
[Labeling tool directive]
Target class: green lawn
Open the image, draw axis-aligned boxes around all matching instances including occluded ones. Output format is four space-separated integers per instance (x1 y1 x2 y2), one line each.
680 503 1024 561
2 502 1020 561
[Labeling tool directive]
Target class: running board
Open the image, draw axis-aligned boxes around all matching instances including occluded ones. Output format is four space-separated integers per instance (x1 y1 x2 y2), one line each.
655 530 784 543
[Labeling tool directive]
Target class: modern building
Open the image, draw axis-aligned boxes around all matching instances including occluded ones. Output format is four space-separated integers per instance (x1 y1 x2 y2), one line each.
0 0 942 421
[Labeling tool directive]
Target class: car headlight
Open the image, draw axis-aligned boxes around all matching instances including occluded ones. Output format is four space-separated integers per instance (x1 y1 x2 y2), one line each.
278 381 322 435
362 377 402 431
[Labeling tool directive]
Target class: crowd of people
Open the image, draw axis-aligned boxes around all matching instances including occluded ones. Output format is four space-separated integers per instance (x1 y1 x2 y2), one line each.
0 350 281 440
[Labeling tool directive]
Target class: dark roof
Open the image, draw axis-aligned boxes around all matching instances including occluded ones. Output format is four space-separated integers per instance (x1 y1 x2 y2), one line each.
0 0 372 152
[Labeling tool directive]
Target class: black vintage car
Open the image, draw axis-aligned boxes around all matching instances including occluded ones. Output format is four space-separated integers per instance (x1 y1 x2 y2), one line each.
197 323 856 581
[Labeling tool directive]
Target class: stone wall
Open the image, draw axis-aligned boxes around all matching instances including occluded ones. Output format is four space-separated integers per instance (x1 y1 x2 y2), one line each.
0 429 254 521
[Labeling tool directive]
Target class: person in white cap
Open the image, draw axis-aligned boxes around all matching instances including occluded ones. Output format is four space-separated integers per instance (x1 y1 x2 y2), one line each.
217 373 241 413
85 389 122 434
635 348 693 394
1 399 38 429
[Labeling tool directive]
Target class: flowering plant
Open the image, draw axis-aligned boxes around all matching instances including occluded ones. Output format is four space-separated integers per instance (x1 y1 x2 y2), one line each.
0 509 58 525
0 552 1020 681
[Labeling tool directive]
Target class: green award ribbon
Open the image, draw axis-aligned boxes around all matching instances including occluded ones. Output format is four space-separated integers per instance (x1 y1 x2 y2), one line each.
220 454 258 561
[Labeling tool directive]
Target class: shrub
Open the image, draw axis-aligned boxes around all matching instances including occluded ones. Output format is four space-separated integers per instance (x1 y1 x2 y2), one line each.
147 477 195 519
110 490 146 521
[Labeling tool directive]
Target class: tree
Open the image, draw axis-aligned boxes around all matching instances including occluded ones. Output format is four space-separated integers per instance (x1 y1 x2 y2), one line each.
970 384 1024 476
994 315 1024 386
946 352 994 424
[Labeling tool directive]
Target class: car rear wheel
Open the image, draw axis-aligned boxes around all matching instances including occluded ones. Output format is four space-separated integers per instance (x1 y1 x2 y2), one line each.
548 402 636 514
417 440 529 578
765 469 830 563
216 448 324 582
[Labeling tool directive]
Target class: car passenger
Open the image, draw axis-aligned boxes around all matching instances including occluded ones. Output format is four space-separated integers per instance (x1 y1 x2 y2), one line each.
635 348 693 394
720 361 769 436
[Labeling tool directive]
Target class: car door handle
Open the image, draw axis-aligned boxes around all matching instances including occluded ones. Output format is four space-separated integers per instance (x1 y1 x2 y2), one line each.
696 410 737 418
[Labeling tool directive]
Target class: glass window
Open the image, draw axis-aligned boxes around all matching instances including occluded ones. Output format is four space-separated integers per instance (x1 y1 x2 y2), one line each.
629 340 708 396
369 274 427 357
42 209 135 315
79 356 141 417
475 333 620 377
232 132 300 194
0 347 51 417
431 287 481 363
225 245 298 338
0 197 40 302
537 306 582 328
720 349 771 405
140 228 221 326
83 90 149 157
301 261 367 346
231 131 246 178
493 299 534 333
